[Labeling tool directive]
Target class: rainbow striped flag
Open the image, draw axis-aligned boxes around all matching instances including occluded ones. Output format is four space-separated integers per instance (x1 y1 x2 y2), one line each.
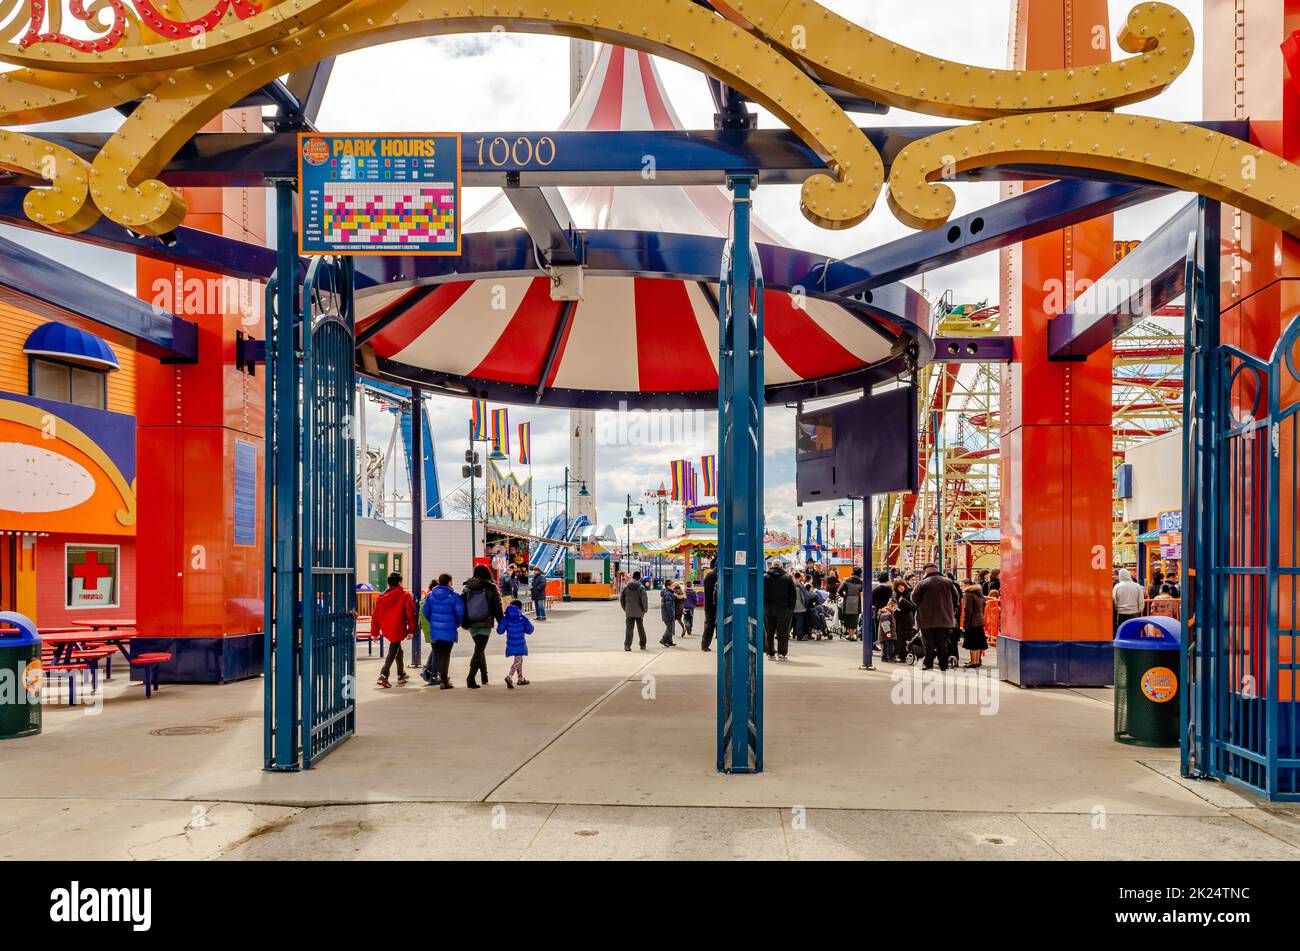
491 408 510 456
701 455 716 497
669 459 689 502
470 399 489 440
518 422 532 465
684 462 699 506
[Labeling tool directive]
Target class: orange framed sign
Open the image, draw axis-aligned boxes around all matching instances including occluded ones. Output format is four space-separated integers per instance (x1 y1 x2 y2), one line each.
297 133 462 256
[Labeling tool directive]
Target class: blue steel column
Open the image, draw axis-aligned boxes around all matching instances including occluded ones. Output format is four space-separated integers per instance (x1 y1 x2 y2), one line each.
267 179 301 771
862 496 874 669
717 173 764 774
410 385 424 666
1182 198 1219 779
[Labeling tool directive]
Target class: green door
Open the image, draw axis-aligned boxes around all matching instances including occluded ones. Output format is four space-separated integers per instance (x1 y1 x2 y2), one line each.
367 551 388 590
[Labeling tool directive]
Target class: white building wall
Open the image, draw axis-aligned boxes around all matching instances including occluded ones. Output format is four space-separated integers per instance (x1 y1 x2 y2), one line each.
1122 429 1183 523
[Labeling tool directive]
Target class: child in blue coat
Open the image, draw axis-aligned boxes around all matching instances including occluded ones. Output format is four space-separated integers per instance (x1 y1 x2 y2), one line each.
497 599 535 688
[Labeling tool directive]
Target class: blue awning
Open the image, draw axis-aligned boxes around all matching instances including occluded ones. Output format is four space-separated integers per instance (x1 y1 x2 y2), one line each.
24 322 119 371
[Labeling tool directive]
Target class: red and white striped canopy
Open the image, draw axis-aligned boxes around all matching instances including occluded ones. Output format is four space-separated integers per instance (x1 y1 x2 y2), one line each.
356 45 918 406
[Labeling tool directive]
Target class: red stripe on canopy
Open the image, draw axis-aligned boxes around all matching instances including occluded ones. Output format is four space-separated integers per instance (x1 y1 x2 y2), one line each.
639 52 675 131
633 278 718 391
470 277 567 385
368 282 474 358
589 46 626 131
762 291 863 379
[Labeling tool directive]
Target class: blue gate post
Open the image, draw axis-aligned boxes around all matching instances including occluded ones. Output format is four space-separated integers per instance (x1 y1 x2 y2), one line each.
862 496 874 669
1182 197 1220 779
266 179 301 771
716 173 764 774
410 384 424 667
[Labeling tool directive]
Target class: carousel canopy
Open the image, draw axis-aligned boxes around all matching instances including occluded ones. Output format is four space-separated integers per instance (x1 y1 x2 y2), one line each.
635 535 798 557
355 45 932 410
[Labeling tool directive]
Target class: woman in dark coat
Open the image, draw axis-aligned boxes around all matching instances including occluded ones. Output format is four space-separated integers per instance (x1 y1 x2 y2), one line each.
960 581 988 668
892 578 917 661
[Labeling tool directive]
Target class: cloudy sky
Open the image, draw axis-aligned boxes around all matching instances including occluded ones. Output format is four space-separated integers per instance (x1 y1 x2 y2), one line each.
5 0 1206 544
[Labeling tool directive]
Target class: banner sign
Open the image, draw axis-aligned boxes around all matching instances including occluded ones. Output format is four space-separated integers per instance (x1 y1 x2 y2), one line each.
298 133 461 256
685 504 718 532
1157 508 1182 560
485 461 532 533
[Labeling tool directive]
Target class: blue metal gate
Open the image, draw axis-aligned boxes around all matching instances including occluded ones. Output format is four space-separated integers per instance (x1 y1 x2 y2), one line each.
264 181 357 770
300 257 358 766
1185 198 1300 800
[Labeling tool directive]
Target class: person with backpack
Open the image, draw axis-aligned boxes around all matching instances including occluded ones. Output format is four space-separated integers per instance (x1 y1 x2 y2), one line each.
621 570 649 651
529 567 549 620
498 598 535 687
416 579 434 650
375 572 419 688
460 563 504 689
682 582 696 636
419 574 464 689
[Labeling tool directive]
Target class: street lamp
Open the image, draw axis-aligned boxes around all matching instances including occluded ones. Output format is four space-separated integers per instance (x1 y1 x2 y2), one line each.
562 465 588 601
623 493 635 576
461 423 484 561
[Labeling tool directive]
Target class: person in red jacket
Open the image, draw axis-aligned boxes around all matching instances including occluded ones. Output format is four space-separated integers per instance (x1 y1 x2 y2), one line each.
375 572 418 688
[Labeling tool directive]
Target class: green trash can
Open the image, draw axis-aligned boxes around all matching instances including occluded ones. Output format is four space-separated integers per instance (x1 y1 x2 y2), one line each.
0 612 41 740
1114 615 1180 747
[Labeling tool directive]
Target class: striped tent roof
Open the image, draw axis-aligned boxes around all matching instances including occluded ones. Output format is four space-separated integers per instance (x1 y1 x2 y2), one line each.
356 45 927 409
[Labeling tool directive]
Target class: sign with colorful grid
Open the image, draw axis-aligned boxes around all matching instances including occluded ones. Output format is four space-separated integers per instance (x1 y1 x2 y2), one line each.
298 133 461 255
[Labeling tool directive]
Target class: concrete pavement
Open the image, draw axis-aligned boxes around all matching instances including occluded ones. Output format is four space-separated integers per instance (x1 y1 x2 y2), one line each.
1 599 1295 860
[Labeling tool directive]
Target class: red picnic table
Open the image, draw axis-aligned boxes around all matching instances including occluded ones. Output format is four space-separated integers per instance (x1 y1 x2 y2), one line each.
70 618 137 632
41 629 137 667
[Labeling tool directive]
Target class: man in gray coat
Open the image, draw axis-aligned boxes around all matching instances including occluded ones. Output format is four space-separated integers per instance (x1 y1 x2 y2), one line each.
910 562 957 670
620 570 650 651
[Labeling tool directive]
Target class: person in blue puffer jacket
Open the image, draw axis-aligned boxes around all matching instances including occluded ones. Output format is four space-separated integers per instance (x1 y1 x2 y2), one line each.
497 599 535 688
421 573 463 689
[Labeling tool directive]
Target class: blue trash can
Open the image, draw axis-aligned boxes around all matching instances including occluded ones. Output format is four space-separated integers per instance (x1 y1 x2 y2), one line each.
0 612 41 739
1114 615 1180 747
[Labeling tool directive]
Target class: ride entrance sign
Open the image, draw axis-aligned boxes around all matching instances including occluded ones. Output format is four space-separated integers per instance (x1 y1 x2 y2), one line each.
298 133 462 255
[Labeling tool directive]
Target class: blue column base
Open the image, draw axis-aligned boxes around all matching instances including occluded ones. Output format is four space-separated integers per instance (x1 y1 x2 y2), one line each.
998 636 1114 687
128 633 264 684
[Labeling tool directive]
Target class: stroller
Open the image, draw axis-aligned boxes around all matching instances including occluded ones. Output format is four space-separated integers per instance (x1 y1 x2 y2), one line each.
807 601 835 640
903 629 925 665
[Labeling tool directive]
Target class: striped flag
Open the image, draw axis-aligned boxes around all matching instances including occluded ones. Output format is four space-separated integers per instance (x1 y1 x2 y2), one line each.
700 455 716 497
685 462 698 506
491 408 510 456
470 399 489 440
518 421 532 465
669 459 689 502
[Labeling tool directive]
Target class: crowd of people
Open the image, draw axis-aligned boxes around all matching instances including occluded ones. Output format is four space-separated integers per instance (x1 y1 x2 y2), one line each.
365 554 1182 693
366 551 1016 692
618 558 1003 671
1112 566 1180 630
370 562 552 691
